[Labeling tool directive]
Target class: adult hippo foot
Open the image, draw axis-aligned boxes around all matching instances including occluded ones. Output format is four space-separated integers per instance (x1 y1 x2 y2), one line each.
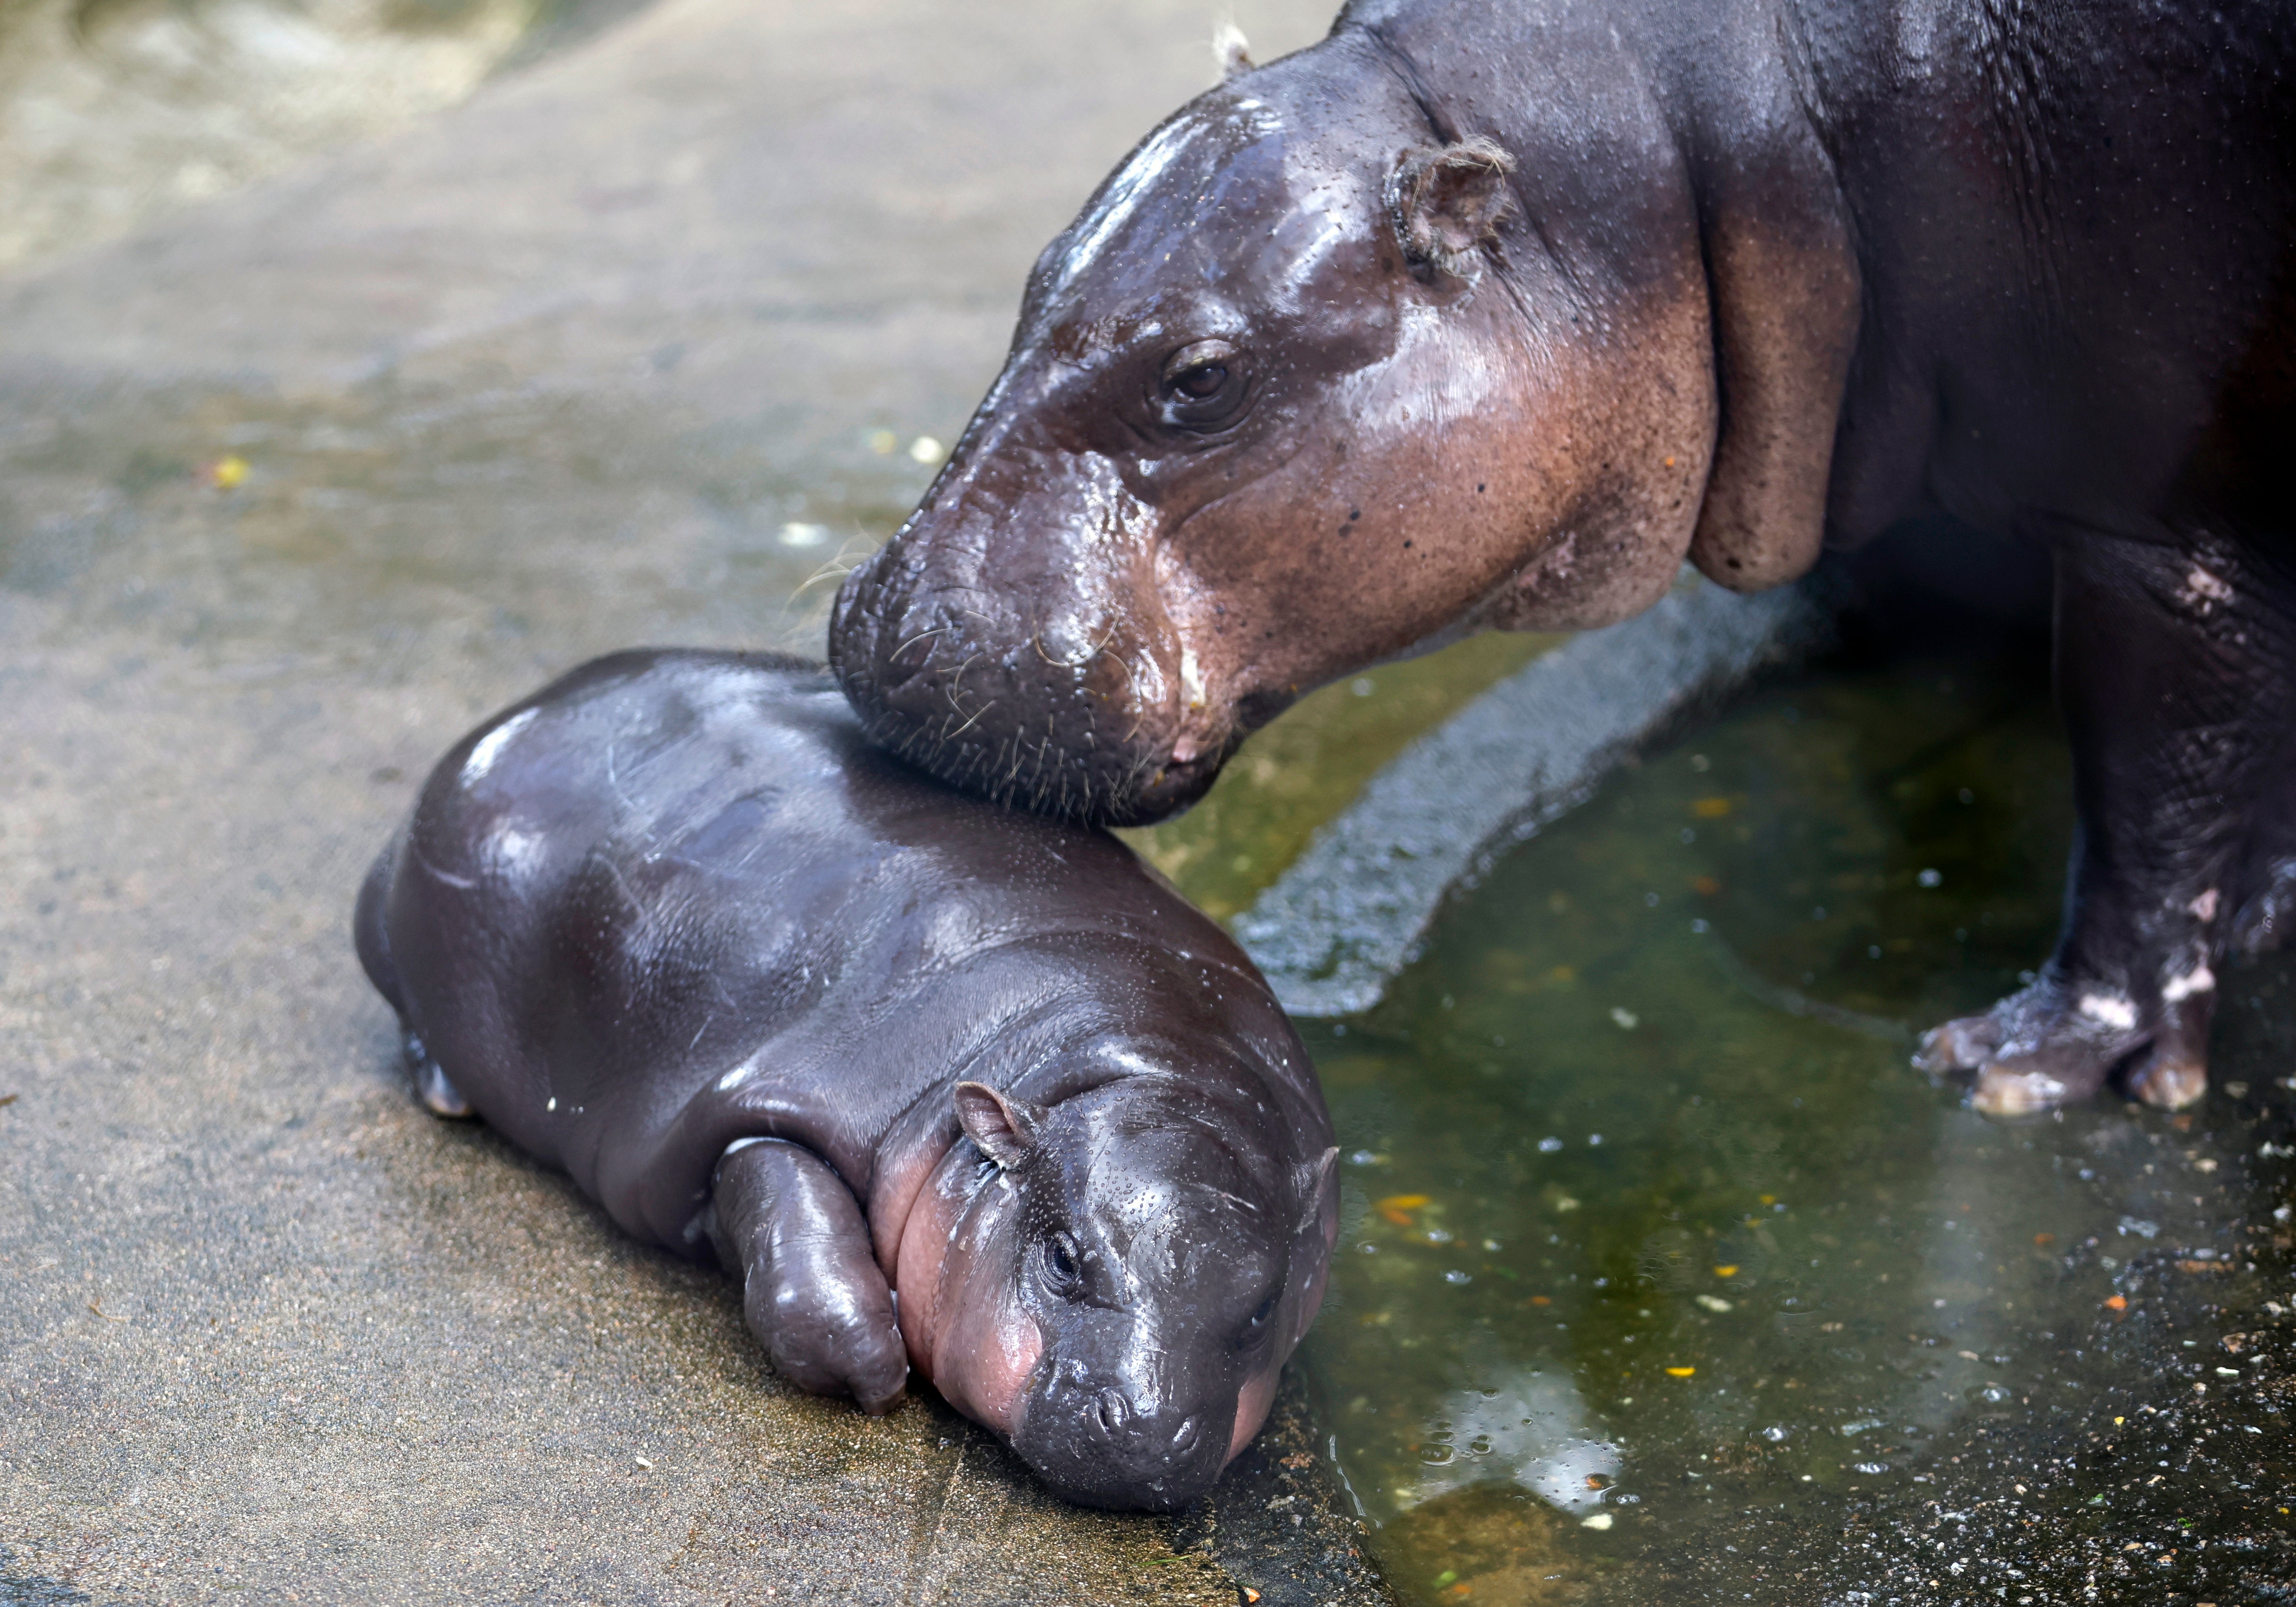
1915 969 2212 1117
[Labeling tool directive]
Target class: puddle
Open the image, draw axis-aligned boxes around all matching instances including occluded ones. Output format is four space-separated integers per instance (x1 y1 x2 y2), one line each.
1297 646 2296 1603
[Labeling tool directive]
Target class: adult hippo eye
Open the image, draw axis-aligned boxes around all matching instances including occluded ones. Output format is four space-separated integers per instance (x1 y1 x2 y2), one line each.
1157 339 1244 430
1040 1232 1085 1298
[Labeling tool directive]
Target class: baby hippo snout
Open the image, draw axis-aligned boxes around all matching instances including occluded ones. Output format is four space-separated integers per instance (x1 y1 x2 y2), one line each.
1018 1368 1230 1512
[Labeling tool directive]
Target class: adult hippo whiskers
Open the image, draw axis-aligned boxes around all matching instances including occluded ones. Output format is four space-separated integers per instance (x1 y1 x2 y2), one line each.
831 0 2296 1118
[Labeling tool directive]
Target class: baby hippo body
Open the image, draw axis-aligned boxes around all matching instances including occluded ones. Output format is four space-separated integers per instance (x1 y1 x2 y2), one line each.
354 650 1337 1510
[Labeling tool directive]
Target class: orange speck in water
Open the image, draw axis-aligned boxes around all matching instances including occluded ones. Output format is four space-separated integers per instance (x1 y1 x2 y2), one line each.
1691 875 1722 896
1376 1193 1429 1226
2034 1233 2056 1246
1665 1366 1696 1378
1529 1295 1552 1306
1663 456 1676 469
1713 1265 1739 1278
1693 797 1733 819
2105 1295 2128 1312
1758 1195 1775 1206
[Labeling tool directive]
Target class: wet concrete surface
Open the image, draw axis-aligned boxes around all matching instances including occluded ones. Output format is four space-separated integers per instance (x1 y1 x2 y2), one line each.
0 0 1394 1600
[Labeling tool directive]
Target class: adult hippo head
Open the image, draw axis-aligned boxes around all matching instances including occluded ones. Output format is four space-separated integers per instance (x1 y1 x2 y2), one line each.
902 1070 1335 1510
831 5 1857 822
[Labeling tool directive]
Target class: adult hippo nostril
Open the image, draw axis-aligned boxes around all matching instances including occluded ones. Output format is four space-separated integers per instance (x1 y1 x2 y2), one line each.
1170 1415 1200 1455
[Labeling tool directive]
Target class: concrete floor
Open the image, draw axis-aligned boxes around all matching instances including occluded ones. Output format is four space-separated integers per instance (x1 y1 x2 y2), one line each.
0 1 1395 1600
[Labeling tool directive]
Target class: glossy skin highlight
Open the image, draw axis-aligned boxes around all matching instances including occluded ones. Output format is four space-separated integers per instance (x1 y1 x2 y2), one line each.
353 651 1336 1510
832 0 2296 1114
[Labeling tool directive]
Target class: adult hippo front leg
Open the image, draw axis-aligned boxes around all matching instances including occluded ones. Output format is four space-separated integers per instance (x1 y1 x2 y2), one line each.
703 1138 909 1412
1918 530 2296 1115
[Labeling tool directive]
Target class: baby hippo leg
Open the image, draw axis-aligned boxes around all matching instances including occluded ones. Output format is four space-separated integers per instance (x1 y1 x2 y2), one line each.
705 1138 908 1413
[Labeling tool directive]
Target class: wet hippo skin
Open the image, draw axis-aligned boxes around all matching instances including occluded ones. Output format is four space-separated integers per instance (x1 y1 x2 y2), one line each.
829 0 2296 1117
353 651 1338 1511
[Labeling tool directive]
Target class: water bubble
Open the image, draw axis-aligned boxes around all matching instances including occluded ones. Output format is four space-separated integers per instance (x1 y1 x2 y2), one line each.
1588 1133 1604 1146
1761 1425 1791 1442
1851 1461 1891 1476
1351 677 1375 697
1348 1150 1379 1166
1644 891 1661 907
777 522 830 548
1610 1007 1639 1030
1690 918 1709 933
1918 868 1943 887
908 435 946 464
1444 1270 1472 1285
1538 1136 1564 1153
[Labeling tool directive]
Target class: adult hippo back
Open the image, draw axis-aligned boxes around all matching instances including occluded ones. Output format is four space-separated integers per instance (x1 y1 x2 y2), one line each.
353 650 1337 1511
830 0 2296 1118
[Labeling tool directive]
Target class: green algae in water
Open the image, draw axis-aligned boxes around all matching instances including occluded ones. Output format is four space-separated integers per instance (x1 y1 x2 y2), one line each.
1121 631 1555 920
1301 655 2293 1603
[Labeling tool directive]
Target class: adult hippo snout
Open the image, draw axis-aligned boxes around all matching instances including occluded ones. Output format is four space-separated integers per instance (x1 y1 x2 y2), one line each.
829 424 1221 823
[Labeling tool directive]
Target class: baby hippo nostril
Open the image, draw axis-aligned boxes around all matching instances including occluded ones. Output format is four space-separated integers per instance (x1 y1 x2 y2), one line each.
1093 1387 1133 1438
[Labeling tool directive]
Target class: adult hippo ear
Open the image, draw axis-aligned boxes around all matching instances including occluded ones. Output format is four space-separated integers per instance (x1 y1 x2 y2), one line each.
953 1081 1046 1169
1387 136 1517 285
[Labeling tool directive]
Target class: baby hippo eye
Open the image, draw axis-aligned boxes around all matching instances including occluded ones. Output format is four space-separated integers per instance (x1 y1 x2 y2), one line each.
1041 1232 1085 1298
1244 1290 1278 1337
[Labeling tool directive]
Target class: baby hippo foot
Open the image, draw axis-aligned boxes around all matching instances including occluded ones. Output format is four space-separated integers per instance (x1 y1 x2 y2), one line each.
1915 970 2212 1116
706 1137 909 1414
404 1031 474 1119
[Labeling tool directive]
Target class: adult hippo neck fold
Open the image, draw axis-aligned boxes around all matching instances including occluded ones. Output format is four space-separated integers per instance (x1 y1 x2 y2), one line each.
832 0 2296 1118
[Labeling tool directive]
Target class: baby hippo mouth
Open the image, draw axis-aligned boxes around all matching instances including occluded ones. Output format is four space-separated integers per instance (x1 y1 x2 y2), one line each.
1011 1367 1233 1511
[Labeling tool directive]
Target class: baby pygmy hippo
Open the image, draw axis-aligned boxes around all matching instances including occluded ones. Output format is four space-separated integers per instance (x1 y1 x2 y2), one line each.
353 650 1337 1511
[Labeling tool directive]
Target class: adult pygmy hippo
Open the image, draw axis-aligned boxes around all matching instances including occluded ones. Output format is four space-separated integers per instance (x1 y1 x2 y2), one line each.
353 651 1337 1511
830 0 2296 1118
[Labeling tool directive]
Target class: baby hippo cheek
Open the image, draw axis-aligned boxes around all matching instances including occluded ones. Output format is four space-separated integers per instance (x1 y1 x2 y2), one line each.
1225 1367 1280 1465
935 1289 1045 1439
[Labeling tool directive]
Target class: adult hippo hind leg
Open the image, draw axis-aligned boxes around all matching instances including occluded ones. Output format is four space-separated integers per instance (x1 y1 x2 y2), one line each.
1917 528 2296 1116
703 1138 908 1414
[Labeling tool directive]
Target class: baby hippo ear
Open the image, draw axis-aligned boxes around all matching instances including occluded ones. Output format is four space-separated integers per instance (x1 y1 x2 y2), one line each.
1388 137 1518 282
953 1082 1046 1169
1293 1145 1339 1238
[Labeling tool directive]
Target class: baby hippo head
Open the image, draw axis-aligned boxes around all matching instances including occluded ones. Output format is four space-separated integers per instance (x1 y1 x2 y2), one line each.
924 1073 1335 1511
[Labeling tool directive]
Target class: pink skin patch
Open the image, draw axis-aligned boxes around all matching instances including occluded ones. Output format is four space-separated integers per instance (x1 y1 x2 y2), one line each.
892 1147 1042 1437
1227 1367 1279 1461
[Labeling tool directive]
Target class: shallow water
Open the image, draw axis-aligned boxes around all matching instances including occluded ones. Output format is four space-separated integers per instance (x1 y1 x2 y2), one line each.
1295 648 2296 1603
